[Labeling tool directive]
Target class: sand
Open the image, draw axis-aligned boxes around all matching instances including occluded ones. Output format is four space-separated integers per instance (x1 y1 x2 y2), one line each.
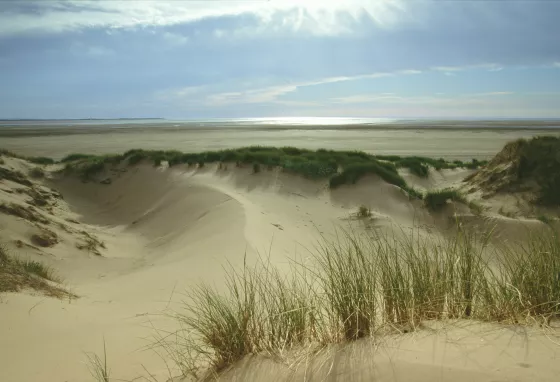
1 126 559 161
1 146 559 381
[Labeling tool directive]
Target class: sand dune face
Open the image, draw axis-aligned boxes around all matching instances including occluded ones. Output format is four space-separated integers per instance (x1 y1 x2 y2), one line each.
217 322 560 382
1 157 558 381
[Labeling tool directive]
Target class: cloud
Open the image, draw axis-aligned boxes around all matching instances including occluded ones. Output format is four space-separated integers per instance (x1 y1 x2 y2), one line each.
476 92 513 96
329 91 514 106
432 63 503 73
197 69 421 106
162 31 188 45
0 0 403 37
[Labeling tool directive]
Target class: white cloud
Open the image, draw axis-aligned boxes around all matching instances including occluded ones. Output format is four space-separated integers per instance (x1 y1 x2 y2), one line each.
432 63 503 73
329 91 514 106
475 91 513 96
155 85 205 102
554 62 560 68
162 31 189 45
0 0 404 37
200 69 420 106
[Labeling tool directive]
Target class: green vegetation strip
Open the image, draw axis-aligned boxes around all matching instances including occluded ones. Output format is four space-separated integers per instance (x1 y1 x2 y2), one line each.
45 146 483 194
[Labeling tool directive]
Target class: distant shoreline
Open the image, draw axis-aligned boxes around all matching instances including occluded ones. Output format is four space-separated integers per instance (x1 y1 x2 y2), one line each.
1 123 560 139
0 117 165 120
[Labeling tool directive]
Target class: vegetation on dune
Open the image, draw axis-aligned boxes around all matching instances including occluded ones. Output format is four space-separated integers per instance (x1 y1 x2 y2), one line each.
29 167 45 179
403 185 424 200
158 227 560 378
0 244 71 298
357 205 371 218
27 157 56 165
52 147 485 196
0 202 50 224
514 136 560 205
2 146 476 209
1 146 487 202
468 136 560 206
252 162 261 173
86 340 110 382
61 154 123 180
0 149 55 165
424 188 468 211
0 166 33 186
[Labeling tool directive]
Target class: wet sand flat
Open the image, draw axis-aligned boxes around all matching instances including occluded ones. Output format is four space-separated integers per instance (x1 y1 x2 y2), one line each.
1 124 558 160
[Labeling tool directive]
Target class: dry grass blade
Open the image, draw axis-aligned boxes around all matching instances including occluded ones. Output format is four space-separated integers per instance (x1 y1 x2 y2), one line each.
86 340 110 382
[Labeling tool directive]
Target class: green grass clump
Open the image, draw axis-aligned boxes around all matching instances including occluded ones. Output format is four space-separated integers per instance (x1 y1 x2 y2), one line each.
0 149 56 165
62 154 123 179
424 188 467 211
395 157 430 177
127 152 146 165
356 205 371 218
537 215 553 225
61 153 97 162
27 157 56 165
329 162 405 189
17 259 54 279
176 259 316 370
168 227 560 375
496 231 560 319
403 186 424 200
514 136 560 205
0 244 70 298
29 167 45 178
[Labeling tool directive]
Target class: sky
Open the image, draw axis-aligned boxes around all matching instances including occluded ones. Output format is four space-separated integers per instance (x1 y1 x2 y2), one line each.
0 0 559 119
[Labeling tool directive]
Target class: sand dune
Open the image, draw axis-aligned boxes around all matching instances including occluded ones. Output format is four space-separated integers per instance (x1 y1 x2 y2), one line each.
217 322 560 382
1 152 558 381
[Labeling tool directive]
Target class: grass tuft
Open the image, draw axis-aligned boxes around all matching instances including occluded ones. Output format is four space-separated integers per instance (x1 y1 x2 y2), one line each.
424 188 467 211
168 226 560 374
27 157 56 165
356 205 371 218
29 167 45 178
17 259 56 280
536 214 555 226
0 244 70 298
86 340 110 382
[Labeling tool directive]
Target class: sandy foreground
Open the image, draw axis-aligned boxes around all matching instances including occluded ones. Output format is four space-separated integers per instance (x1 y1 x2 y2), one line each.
1 149 559 381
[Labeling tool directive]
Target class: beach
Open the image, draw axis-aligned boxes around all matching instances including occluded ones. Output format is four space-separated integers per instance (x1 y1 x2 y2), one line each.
1 119 559 160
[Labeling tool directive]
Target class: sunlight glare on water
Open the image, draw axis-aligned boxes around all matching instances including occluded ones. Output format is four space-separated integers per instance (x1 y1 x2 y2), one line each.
237 117 397 125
